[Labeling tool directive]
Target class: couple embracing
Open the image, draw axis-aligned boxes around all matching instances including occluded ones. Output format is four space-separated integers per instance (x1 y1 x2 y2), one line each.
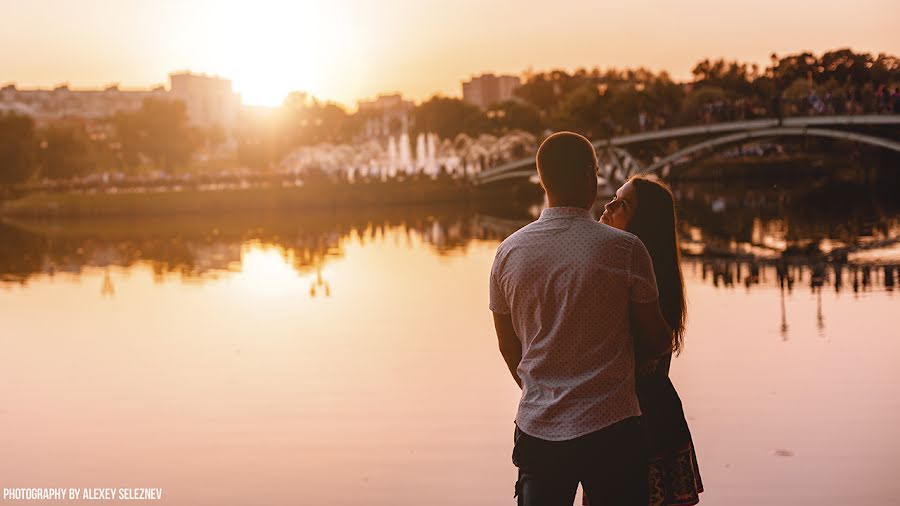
489 132 703 505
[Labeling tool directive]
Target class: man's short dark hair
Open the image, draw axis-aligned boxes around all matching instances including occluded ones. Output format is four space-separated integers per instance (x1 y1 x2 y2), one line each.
536 132 597 201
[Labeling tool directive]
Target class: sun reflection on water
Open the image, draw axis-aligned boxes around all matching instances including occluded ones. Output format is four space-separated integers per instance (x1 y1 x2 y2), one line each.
230 242 305 296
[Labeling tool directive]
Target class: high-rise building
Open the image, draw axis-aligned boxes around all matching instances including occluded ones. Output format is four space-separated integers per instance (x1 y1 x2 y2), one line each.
462 73 521 110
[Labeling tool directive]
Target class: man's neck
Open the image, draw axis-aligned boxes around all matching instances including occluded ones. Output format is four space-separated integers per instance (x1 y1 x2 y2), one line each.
546 199 591 210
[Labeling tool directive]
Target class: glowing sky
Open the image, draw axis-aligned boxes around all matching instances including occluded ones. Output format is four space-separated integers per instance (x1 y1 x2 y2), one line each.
0 0 896 107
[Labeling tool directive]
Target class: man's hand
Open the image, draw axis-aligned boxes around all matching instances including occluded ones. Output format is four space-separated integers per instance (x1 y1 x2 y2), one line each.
630 299 674 364
493 312 522 389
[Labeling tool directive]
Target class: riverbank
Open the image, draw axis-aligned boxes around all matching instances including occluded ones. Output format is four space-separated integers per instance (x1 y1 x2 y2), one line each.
0 178 542 218
5 153 895 219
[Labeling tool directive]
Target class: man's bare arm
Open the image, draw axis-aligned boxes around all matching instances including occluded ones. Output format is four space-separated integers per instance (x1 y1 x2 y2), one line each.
493 312 522 389
631 299 674 363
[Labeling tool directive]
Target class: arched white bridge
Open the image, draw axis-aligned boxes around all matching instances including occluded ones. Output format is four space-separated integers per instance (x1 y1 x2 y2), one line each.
475 115 900 186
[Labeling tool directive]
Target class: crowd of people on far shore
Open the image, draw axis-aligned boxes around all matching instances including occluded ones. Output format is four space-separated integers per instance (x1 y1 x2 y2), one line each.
637 84 900 131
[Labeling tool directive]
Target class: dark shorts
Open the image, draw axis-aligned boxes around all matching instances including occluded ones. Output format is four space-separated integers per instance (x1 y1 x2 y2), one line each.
513 417 648 506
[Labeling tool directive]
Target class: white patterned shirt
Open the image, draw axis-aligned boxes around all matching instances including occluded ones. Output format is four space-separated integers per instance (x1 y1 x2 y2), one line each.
489 206 659 441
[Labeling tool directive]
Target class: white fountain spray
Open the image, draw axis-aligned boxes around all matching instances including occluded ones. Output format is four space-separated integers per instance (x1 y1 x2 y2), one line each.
398 132 413 175
426 133 438 176
277 129 538 182
415 133 427 173
387 136 398 179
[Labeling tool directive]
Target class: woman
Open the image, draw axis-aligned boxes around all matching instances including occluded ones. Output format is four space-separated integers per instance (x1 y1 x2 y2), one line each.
587 175 703 505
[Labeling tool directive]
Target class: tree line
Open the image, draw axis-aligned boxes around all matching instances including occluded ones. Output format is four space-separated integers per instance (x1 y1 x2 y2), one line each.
0 99 224 187
1 48 898 188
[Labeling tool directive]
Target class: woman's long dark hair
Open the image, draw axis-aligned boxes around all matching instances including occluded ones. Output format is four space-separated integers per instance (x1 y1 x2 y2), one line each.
628 176 687 354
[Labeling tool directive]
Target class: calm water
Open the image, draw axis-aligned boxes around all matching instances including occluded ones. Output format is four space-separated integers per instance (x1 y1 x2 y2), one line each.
1 182 899 505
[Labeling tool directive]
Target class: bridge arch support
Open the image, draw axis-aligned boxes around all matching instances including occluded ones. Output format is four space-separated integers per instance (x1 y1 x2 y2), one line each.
636 127 900 177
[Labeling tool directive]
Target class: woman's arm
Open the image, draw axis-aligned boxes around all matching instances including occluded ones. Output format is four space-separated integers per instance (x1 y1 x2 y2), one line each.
630 298 674 365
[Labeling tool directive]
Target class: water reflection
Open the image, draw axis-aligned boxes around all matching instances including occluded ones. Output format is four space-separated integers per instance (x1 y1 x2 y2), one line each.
691 257 899 293
0 208 511 289
3 198 898 297
672 178 900 255
2 181 899 505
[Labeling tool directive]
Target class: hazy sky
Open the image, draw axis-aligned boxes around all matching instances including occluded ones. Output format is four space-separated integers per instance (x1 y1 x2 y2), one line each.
1 0 897 107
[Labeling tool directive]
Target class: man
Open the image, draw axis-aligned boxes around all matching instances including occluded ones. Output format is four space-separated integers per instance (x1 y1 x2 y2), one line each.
489 132 673 505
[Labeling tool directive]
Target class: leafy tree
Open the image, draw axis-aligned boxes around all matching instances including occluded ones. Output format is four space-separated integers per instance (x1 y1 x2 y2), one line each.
0 222 47 278
280 93 352 147
315 103 351 142
413 97 484 139
817 49 874 86
486 100 545 134
681 86 730 121
0 112 36 186
39 122 96 179
869 53 900 84
552 84 603 135
769 52 820 90
114 98 195 170
647 75 687 120
692 59 756 96
514 72 563 113
515 69 599 115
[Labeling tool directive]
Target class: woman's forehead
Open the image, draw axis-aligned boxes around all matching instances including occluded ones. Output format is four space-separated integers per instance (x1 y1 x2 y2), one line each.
618 181 635 199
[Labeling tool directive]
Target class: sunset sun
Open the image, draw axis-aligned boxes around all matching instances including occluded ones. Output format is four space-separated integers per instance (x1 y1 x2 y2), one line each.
201 1 336 106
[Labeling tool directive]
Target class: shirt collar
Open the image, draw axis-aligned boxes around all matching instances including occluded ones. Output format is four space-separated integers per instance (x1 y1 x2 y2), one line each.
539 206 593 221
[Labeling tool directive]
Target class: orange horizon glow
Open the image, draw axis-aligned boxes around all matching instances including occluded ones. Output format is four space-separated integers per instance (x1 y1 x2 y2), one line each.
1 0 897 108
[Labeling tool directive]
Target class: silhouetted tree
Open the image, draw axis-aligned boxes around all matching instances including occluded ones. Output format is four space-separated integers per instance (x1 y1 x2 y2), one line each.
414 97 484 139
486 100 545 134
114 98 195 170
552 84 603 135
38 122 96 179
280 92 352 147
691 59 756 96
0 112 36 187
0 222 47 279
681 86 730 122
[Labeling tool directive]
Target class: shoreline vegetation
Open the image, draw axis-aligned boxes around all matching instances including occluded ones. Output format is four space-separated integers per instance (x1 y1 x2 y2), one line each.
0 178 542 218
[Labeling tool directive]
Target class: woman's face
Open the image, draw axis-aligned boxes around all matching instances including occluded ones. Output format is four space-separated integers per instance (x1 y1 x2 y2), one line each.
599 180 637 230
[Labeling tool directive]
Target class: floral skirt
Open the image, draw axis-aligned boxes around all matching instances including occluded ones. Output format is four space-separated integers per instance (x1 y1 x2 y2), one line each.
581 440 703 506
646 441 703 506
584 375 703 505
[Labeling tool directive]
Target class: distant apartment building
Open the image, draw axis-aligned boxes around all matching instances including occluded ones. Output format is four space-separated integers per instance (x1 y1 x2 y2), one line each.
168 72 241 132
356 93 415 139
0 83 167 125
0 72 241 134
461 73 521 110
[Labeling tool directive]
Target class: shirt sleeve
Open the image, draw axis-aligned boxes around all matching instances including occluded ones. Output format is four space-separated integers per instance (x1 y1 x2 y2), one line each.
489 247 511 314
629 237 659 303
